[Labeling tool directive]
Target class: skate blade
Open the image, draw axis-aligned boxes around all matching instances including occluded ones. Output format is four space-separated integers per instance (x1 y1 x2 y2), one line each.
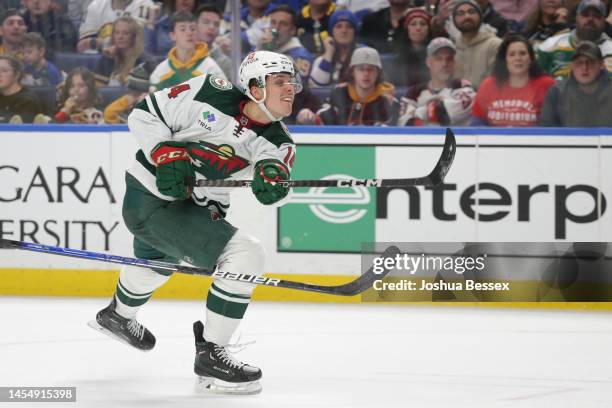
195 376 262 395
87 320 151 353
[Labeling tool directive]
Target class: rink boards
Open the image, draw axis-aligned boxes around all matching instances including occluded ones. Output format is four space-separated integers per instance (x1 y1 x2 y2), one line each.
1 126 611 306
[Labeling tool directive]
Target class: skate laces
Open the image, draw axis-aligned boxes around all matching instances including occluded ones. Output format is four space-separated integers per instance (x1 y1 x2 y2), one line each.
214 345 245 369
126 319 145 340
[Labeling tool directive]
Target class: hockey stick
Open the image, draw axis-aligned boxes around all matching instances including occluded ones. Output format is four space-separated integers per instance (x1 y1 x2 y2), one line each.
0 239 399 296
195 128 457 188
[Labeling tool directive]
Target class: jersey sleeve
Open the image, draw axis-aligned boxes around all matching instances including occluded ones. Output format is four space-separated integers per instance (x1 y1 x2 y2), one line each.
250 122 297 171
127 76 207 161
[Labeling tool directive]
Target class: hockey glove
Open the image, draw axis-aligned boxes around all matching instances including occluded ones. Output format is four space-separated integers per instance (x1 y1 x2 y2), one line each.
151 141 195 200
252 159 290 205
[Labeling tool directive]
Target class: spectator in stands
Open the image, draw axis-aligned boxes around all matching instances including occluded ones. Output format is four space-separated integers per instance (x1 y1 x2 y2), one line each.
55 67 103 123
397 37 476 126
453 0 502 87
259 5 314 83
150 11 225 90
21 0 78 55
488 0 539 30
391 7 434 87
359 0 411 54
145 0 203 56
431 0 508 40
67 0 95 28
471 34 555 126
296 0 337 55
522 0 570 45
309 9 361 87
104 61 151 123
0 55 44 123
541 41 612 125
21 32 63 86
77 0 154 53
537 0 612 80
0 10 26 60
229 0 277 53
196 5 232 78
317 47 399 125
94 16 154 86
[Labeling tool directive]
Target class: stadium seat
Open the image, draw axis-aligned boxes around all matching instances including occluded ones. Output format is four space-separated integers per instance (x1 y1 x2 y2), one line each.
30 86 57 115
54 52 102 74
97 87 127 108
309 87 332 103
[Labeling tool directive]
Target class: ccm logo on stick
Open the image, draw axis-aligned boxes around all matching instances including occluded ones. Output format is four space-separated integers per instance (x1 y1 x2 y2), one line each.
212 270 280 286
337 179 382 187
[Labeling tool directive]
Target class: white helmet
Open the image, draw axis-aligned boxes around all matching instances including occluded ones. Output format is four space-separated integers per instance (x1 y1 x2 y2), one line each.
238 51 302 121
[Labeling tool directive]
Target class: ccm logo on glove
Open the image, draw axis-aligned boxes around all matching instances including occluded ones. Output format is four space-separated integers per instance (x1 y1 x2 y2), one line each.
151 145 190 165
151 142 195 200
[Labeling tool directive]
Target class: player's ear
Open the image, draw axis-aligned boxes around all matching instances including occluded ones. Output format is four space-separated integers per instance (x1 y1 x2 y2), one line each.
251 85 263 100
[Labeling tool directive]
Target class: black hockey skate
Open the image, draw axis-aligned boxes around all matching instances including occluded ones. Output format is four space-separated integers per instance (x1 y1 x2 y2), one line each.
193 320 262 395
87 298 156 351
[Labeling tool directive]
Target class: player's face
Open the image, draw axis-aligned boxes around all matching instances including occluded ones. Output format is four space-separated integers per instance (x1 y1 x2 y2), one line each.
427 48 455 82
270 11 295 45
69 74 90 104
0 60 19 91
197 12 221 44
23 0 52 15
264 73 296 117
506 41 531 77
572 55 603 85
23 45 44 65
353 64 379 91
113 21 134 49
172 22 197 50
332 21 355 46
407 17 429 44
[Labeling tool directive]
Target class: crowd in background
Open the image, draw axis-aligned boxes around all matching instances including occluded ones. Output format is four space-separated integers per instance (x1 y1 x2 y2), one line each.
0 0 611 126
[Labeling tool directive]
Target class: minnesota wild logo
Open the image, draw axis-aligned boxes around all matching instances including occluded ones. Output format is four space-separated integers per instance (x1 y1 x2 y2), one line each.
188 141 250 180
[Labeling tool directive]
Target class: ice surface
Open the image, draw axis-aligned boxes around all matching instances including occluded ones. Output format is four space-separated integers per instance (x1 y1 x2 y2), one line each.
0 297 611 408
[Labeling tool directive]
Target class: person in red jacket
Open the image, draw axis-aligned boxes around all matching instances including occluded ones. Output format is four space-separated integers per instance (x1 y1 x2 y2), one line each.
471 33 555 127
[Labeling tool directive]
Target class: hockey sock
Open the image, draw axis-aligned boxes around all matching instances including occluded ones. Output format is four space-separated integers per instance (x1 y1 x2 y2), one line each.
204 282 251 345
113 265 171 319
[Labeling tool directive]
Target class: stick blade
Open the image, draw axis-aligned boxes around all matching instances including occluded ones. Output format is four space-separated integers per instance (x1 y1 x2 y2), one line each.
332 245 401 296
427 128 457 185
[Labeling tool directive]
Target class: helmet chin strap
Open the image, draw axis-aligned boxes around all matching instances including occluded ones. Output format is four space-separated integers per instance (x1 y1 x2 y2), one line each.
257 100 284 122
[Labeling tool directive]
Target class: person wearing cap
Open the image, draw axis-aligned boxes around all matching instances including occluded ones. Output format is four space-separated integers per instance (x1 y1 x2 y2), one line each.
104 62 154 124
540 40 612 125
537 0 612 80
388 7 434 87
309 9 363 87
471 34 555 126
453 0 503 87
431 0 508 42
397 37 476 126
296 0 337 55
316 46 399 125
359 0 412 54
0 9 26 61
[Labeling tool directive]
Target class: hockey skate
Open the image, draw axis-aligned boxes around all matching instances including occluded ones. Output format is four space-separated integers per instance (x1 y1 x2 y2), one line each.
193 320 262 395
87 298 156 351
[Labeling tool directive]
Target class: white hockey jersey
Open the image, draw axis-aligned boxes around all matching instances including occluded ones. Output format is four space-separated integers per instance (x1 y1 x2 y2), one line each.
79 0 154 40
127 74 296 215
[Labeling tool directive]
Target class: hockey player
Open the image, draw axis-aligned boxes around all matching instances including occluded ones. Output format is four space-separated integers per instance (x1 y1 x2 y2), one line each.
90 50 301 395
